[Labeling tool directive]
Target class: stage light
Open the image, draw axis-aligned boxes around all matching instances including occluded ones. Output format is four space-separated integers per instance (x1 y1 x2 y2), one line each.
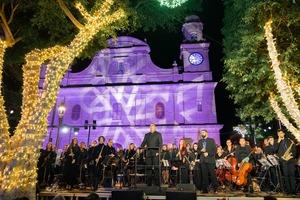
268 126 272 130
9 110 14 114
61 126 69 134
74 131 79 136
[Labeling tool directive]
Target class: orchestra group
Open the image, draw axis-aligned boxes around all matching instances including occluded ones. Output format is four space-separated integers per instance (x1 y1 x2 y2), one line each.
38 124 300 195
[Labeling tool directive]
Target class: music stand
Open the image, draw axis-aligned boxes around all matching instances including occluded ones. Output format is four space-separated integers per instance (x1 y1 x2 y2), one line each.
133 147 162 191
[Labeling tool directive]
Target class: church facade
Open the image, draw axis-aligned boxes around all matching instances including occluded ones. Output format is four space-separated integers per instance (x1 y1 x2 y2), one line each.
41 18 223 149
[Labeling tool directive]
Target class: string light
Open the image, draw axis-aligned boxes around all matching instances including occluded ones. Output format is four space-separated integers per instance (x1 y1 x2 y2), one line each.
264 20 300 139
0 0 126 199
157 0 189 8
269 94 300 141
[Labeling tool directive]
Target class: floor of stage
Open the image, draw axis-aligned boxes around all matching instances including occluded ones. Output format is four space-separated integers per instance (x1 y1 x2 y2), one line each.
38 186 300 200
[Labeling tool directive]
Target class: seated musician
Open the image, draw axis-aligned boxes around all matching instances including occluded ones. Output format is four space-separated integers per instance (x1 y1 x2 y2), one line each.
224 139 235 157
161 144 171 184
124 143 136 186
168 143 177 186
235 137 252 192
264 136 276 155
216 146 225 159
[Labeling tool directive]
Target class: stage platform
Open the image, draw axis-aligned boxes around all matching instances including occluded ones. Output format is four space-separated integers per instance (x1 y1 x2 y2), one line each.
38 187 300 200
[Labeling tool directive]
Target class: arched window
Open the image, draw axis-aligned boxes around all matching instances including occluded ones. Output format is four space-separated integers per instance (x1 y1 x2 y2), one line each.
71 104 81 121
155 102 165 119
112 103 122 120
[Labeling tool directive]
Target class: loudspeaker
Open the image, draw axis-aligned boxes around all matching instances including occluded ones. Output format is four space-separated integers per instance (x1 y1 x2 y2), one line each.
176 184 195 192
166 191 196 200
112 190 143 200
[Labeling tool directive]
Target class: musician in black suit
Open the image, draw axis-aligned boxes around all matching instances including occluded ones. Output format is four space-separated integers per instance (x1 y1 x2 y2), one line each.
64 138 80 189
92 136 106 190
197 129 218 193
275 130 296 195
87 140 97 188
141 123 163 186
124 143 136 186
235 137 253 192
235 137 252 164
78 142 88 186
38 142 56 187
103 139 117 187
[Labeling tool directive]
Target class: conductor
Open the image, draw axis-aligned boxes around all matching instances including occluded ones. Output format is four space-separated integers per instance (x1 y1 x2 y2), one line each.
141 123 163 186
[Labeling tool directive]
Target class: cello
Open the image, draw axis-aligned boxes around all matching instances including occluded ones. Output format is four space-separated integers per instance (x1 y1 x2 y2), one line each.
234 151 253 186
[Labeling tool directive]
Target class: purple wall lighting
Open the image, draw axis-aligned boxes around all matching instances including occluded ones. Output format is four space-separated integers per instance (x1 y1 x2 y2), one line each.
41 17 223 149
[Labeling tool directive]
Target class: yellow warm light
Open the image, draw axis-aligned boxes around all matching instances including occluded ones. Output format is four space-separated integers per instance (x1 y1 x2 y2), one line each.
264 20 300 139
0 0 126 199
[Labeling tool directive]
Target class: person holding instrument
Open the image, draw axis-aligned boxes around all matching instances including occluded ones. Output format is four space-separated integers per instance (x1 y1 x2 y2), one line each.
141 123 163 186
275 129 296 195
197 129 218 193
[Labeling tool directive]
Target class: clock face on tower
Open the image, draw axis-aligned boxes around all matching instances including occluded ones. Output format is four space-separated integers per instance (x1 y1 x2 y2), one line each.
188 52 204 65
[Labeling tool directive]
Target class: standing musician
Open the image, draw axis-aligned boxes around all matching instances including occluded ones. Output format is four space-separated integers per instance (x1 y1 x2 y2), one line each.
197 129 218 193
275 129 296 195
64 138 80 189
92 136 106 190
123 143 136 186
103 139 117 187
87 140 97 189
191 143 202 190
174 139 190 184
141 123 163 186
78 142 88 187
38 142 57 187
161 144 171 184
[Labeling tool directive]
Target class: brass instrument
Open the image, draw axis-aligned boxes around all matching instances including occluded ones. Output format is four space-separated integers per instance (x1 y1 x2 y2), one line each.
282 139 294 161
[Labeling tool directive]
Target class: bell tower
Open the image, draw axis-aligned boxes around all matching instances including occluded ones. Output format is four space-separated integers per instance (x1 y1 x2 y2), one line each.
180 15 210 72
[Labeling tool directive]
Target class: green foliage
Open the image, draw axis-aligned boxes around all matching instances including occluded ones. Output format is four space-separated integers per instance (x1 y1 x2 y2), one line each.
222 0 300 122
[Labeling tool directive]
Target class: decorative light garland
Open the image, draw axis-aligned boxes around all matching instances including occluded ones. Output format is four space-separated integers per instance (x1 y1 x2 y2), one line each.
157 0 189 8
269 93 300 141
264 19 300 139
0 1 126 199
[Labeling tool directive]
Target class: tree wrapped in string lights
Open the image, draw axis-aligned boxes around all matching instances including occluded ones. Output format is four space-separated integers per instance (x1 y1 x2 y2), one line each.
264 20 300 141
0 0 126 199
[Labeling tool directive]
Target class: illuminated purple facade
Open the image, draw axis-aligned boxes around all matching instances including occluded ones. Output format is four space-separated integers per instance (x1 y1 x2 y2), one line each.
42 20 222 149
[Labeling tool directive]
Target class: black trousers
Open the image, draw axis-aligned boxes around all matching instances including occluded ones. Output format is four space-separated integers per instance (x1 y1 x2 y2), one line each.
200 162 218 192
145 155 159 186
193 163 202 190
280 160 296 194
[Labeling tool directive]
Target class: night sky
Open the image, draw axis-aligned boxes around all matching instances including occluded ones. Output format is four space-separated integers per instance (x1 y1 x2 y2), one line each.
131 0 239 144
5 0 239 144
68 0 239 145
